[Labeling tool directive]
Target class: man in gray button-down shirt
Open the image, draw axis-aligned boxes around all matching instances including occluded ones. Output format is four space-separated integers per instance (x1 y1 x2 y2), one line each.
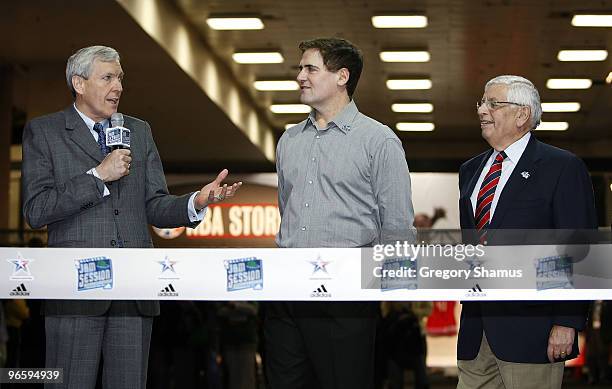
266 38 416 389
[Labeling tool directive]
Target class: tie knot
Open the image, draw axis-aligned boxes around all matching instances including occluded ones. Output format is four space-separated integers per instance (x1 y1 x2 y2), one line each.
94 122 104 132
495 151 507 163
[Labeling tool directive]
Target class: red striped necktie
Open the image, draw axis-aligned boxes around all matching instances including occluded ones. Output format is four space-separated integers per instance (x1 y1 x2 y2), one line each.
475 151 507 234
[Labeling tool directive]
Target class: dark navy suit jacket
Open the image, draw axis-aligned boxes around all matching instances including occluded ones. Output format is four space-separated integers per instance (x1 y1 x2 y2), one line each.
457 134 597 363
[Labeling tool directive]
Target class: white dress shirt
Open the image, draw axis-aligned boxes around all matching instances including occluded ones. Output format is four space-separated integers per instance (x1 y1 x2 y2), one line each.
470 132 531 219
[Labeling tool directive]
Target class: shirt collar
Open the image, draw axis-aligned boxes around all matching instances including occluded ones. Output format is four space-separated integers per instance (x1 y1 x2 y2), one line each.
500 131 531 164
304 100 359 134
73 103 108 131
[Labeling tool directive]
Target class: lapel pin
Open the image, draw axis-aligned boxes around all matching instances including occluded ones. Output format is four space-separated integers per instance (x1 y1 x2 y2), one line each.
521 171 530 179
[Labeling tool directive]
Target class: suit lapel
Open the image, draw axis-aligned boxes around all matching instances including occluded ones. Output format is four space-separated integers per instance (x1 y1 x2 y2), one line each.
460 151 492 229
489 134 540 229
64 106 104 163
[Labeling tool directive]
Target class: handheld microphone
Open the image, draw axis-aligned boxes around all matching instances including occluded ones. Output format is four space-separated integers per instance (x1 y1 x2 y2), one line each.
105 113 131 150
106 113 131 199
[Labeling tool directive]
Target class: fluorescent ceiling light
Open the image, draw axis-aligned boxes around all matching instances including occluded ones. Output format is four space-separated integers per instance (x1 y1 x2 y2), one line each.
206 17 264 30
270 104 311 114
380 51 430 62
396 122 435 132
386 79 432 90
571 15 612 27
254 80 299 91
557 50 608 62
232 52 284 64
541 102 581 112
536 122 569 131
391 103 434 113
284 123 297 130
372 15 428 28
546 79 592 89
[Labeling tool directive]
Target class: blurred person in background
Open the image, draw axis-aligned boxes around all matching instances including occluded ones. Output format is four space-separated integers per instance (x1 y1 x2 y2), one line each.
218 301 259 389
382 301 432 389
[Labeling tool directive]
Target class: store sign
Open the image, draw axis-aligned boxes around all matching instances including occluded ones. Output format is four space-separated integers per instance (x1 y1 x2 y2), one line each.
154 204 280 240
186 204 280 238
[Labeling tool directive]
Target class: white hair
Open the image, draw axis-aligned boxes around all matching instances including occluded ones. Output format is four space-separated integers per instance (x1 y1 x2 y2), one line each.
485 75 542 129
66 46 120 98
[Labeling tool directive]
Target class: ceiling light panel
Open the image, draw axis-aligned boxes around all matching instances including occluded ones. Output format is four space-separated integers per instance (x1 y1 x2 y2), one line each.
537 122 569 131
254 80 299 91
206 17 264 30
546 79 592 89
396 122 435 132
386 79 432 90
541 102 581 112
391 103 434 113
557 50 608 62
232 52 284 64
380 51 430 62
270 104 311 114
571 15 612 27
371 15 428 28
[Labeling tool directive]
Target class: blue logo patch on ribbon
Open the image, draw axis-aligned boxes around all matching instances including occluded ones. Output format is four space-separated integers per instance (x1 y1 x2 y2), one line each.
76 256 114 291
381 257 418 291
224 257 263 292
535 255 573 290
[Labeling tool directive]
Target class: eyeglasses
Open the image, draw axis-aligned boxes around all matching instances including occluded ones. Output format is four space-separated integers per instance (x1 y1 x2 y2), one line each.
477 98 526 111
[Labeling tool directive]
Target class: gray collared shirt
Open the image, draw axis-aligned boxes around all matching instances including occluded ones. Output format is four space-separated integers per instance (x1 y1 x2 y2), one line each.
276 100 416 248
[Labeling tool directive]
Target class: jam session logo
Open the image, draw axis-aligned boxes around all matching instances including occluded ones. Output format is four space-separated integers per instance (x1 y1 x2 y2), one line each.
535 255 573 290
380 257 418 291
76 257 114 291
224 257 263 292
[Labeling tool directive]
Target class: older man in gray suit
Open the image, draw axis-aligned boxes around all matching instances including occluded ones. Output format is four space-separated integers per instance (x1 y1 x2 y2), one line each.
21 45 241 389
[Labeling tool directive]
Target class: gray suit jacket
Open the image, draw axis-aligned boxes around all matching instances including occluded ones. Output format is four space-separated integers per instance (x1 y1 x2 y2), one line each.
22 105 199 316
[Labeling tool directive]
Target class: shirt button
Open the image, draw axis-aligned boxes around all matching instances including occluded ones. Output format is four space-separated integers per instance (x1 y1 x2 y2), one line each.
114 209 119 215
305 203 309 207
301 226 307 231
308 180 313 184
315 135 320 139
311 157 316 161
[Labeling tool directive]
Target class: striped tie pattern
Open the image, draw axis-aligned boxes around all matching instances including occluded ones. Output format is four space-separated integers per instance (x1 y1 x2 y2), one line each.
95 122 109 156
475 151 507 233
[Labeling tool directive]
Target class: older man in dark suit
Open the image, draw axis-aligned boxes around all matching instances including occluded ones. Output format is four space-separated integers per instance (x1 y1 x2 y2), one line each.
21 45 241 389
456 75 597 389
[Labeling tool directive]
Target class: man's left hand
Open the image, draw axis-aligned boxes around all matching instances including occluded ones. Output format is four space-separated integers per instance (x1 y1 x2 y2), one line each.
547 325 575 362
194 169 242 210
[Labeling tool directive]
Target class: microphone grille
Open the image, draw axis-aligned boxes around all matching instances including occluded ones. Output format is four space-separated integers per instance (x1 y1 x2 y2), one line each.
110 112 124 127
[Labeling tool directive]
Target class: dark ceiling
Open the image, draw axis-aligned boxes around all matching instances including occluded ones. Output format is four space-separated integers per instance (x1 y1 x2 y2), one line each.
175 0 612 163
0 0 610 172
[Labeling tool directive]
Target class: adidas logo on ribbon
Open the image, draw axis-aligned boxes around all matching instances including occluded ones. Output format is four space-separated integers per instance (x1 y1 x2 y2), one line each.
310 284 331 298
465 283 486 298
158 283 179 297
10 283 30 296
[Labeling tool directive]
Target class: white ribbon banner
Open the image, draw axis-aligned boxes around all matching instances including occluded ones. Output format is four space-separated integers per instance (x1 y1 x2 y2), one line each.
1 247 609 301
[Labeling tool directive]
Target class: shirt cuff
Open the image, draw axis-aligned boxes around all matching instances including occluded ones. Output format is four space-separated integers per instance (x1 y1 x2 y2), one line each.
188 191 207 222
86 168 110 197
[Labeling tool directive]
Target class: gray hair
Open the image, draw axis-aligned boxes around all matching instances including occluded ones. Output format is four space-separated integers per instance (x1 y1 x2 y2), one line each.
66 46 120 98
485 75 542 129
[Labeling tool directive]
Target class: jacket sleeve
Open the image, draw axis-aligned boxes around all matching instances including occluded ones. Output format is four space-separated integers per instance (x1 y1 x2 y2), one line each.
22 120 106 229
